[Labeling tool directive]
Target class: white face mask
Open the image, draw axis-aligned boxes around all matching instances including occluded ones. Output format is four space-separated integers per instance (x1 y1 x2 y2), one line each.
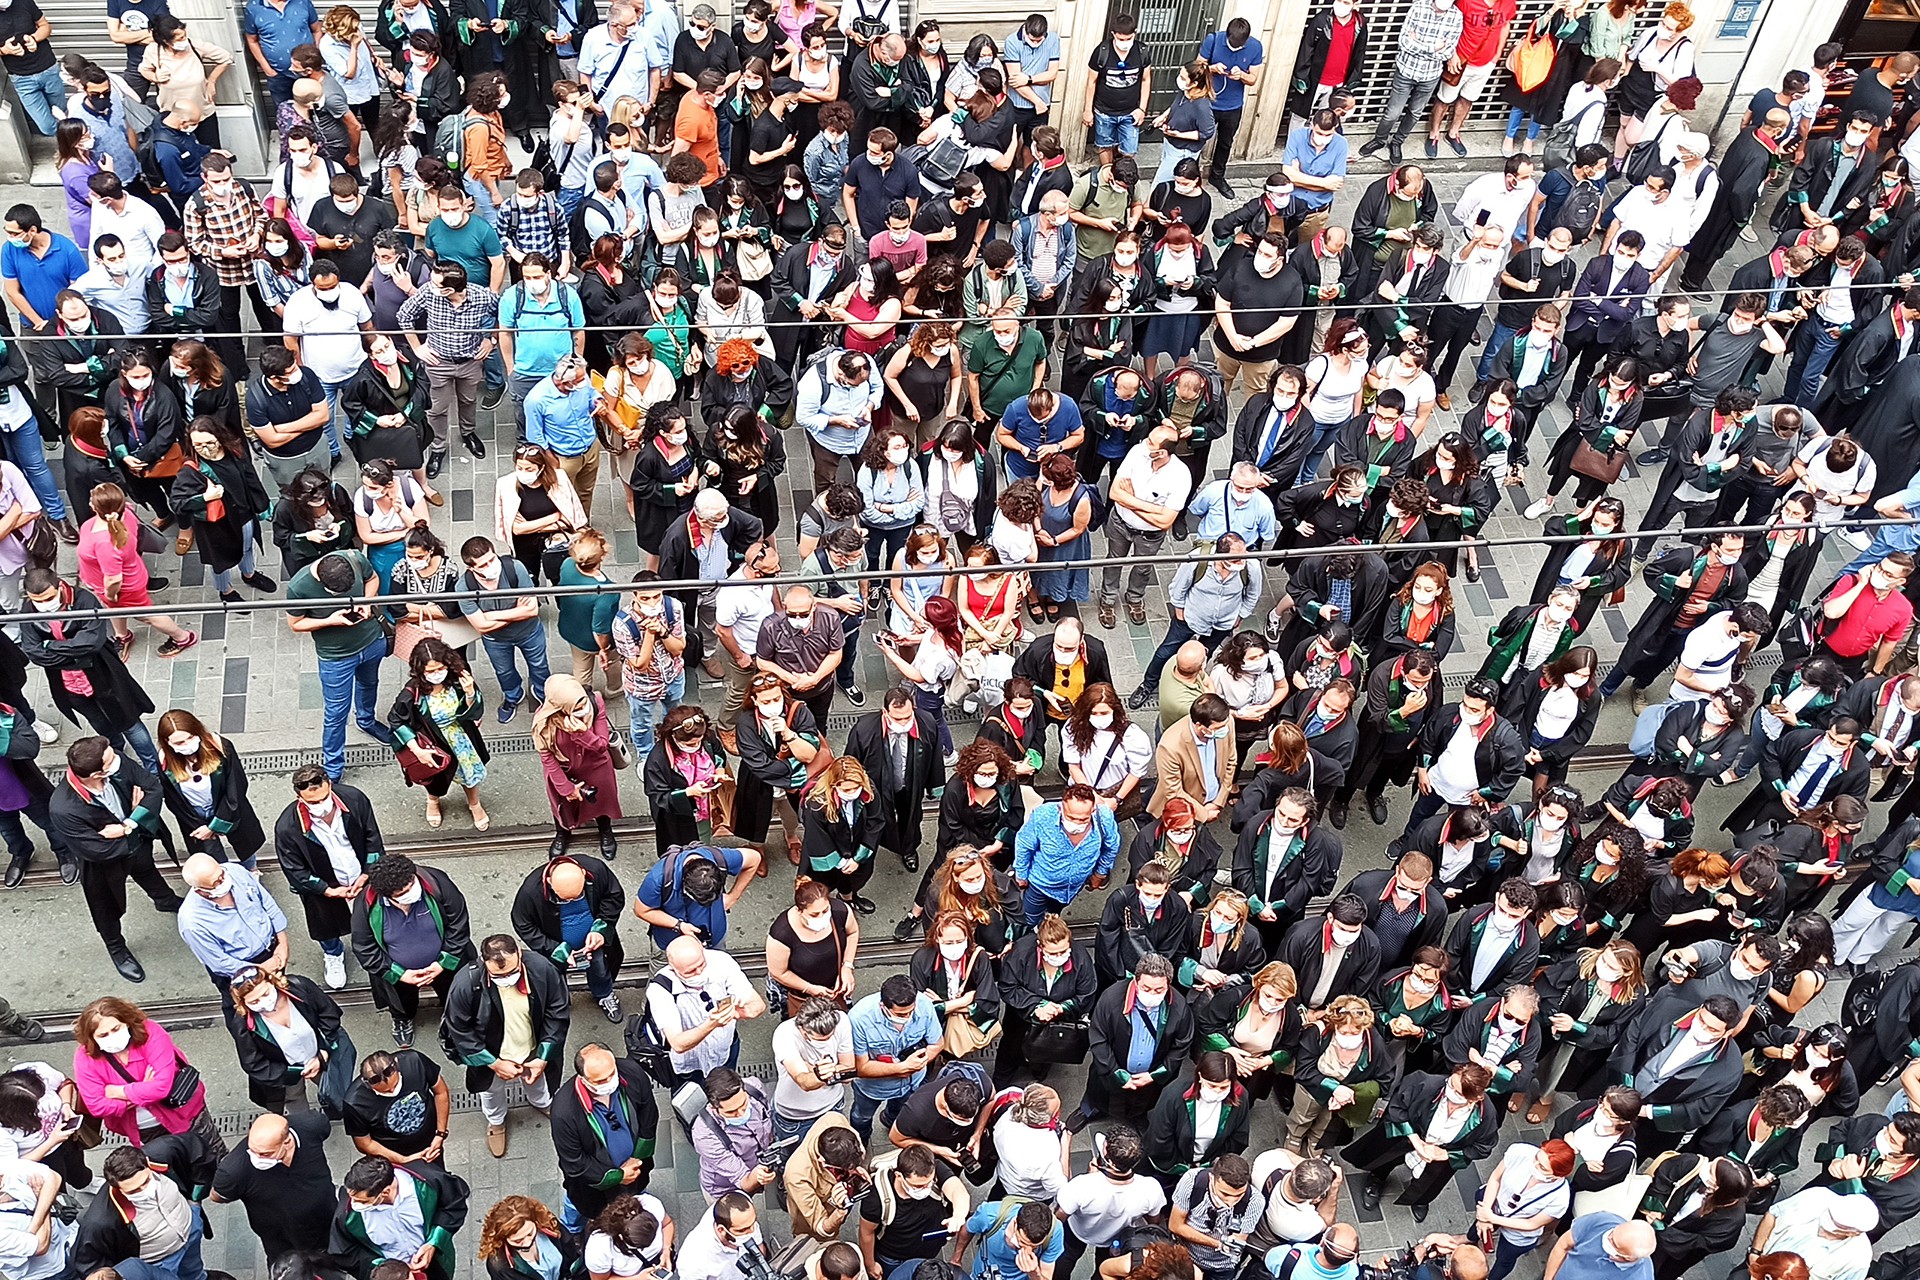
1042 951 1071 968
1564 673 1589 689
491 972 521 987
1408 975 1439 995
1540 811 1567 831
1135 987 1165 1009
1546 604 1574 624
1412 587 1440 606
1167 827 1194 846
1330 926 1362 948
586 1076 621 1098
938 940 968 961
1062 817 1090 836
957 875 987 895
246 989 279 1014
1053 647 1078 666
391 882 423 907
96 1028 132 1054
248 1150 283 1171
1595 959 1624 983
1333 1031 1364 1049
1089 712 1114 730
902 1181 937 1200
1704 705 1730 726
172 736 202 758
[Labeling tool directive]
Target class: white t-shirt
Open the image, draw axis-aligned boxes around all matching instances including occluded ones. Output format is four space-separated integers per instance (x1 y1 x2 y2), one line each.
0 1066 64 1164
643 950 756 1076
992 1112 1070 1200
1428 719 1484 804
1791 437 1876 522
582 1194 669 1273
1112 445 1194 532
0 1160 71 1280
1249 1151 1328 1243
1667 619 1743 701
89 198 167 272
270 159 338 225
714 577 778 656
770 1015 854 1119
1060 724 1153 789
281 286 374 385
1056 1173 1167 1246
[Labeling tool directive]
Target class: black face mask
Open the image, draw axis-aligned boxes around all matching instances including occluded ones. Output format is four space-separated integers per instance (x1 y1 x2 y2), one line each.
86 94 113 113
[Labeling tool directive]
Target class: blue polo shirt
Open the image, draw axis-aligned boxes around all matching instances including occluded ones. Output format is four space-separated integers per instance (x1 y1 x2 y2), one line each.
999 396 1086 481
1004 27 1063 113
1199 31 1263 111
635 846 748 948
497 280 584 377
0 234 86 324
1282 126 1348 211
243 0 321 74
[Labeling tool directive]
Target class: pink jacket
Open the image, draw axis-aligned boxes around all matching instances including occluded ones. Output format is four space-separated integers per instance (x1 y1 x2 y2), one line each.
71 1021 206 1142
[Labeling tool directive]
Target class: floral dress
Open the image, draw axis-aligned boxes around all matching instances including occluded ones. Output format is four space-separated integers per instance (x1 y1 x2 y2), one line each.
424 685 486 787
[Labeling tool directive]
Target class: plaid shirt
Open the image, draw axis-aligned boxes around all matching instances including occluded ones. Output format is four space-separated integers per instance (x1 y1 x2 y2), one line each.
396 284 500 360
1399 1 1465 82
184 187 267 288
612 604 685 701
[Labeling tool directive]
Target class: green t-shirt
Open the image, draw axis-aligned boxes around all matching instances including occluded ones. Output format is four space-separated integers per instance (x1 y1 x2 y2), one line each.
969 328 1047 419
423 216 503 288
287 550 386 662
556 559 618 654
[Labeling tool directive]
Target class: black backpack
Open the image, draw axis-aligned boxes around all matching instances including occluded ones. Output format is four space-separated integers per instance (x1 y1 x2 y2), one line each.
1843 966 1888 1037
569 194 622 264
1552 173 1605 243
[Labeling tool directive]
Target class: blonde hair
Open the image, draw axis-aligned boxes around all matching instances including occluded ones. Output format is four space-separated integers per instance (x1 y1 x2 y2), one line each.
323 5 362 38
1325 994 1373 1030
805 756 873 809
1661 1 1695 28
1252 960 1299 1002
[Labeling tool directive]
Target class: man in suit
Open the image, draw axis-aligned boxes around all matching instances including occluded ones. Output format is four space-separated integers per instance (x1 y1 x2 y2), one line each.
1817 285 1920 411
1279 892 1381 1016
843 688 946 874
510 854 627 1024
769 224 856 370
1149 696 1237 826
1230 366 1316 491
1233 784 1343 953
1786 236 1890 408
48 735 182 983
550 1042 660 1228
1605 992 1745 1155
1725 718 1872 833
332 1155 471 1280
1563 232 1653 394
657 491 767 678
442 935 572 1158
1338 851 1448 971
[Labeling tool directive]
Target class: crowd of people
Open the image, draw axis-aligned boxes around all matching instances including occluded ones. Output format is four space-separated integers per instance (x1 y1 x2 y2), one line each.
0 1 1919 1280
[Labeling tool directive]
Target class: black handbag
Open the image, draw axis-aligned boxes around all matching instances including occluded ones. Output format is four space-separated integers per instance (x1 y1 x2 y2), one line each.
106 1050 201 1110
1024 1018 1090 1065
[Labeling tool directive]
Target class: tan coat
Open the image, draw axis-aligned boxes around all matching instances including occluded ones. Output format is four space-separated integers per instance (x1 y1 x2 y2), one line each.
1148 715 1237 819
493 468 587 549
783 1111 859 1241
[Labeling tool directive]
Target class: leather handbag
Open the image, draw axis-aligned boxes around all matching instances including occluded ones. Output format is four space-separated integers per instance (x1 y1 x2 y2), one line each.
1569 437 1627 484
1025 1018 1090 1064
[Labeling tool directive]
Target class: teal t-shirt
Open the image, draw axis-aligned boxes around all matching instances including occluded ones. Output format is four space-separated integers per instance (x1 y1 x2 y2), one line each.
556 559 618 654
423 216 503 288
286 550 385 661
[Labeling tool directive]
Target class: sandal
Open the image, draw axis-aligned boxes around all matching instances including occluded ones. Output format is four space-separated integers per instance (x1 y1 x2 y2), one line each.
1045 602 1062 621
468 804 490 831
1527 1098 1554 1125
1507 1094 1526 1114
425 799 443 829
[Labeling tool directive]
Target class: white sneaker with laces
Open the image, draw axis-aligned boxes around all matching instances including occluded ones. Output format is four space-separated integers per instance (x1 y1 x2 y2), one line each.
1523 496 1555 521
323 951 348 990
32 721 57 744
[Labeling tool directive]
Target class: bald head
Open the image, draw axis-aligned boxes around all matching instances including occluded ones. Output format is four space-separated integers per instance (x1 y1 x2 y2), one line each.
785 586 815 614
182 853 228 893
666 935 706 977
1605 1222 1657 1262
548 860 586 901
1323 1225 1358 1259
1174 641 1207 677
246 1113 291 1162
576 1042 618 1088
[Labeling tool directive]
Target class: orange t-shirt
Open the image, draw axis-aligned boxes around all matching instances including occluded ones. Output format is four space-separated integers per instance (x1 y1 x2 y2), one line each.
674 96 722 184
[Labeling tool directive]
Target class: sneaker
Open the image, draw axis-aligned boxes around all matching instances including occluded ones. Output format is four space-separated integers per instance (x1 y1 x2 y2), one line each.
1739 225 1759 242
1126 685 1154 712
1523 496 1556 521
1631 688 1650 715
156 631 198 658
323 951 348 990
893 912 924 942
1841 528 1874 550
843 684 866 707
0 1016 45 1043
481 385 506 412
597 993 623 1022
1387 140 1404 165
32 720 57 745
242 572 278 592
497 699 522 724
358 720 396 746
1635 447 1669 466
1424 137 1438 159
1357 138 1384 158
1447 136 1468 157
392 1017 415 1047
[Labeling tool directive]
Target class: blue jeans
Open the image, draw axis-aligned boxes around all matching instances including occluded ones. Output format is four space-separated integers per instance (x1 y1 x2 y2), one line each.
1093 112 1139 154
1504 108 1542 141
485 346 505 391
319 936 344 956
317 641 387 778
10 65 66 137
848 1090 906 1143
1787 320 1844 408
0 421 67 519
211 523 261 594
319 379 353 458
837 611 863 690
1021 881 1078 926
464 175 501 226
1476 321 1520 383
1141 618 1229 690
557 186 587 220
114 1204 207 1280
1294 417 1344 485
626 671 686 762
114 721 161 776
481 626 552 708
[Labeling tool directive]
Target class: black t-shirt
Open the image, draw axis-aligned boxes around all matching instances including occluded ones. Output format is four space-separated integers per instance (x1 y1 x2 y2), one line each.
673 31 742 82
304 196 398 285
745 109 796 187
861 1172 952 1261
340 1048 443 1153
1848 75 1896 130
912 197 984 254
1088 39 1151 116
1493 248 1578 328
732 23 782 68
0 0 56 76
1215 258 1305 363
210 1110 337 1249
894 1079 973 1151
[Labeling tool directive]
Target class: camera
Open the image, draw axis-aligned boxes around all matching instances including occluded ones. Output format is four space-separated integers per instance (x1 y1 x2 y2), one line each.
579 784 599 801
737 1236 812 1280
1358 1245 1425 1280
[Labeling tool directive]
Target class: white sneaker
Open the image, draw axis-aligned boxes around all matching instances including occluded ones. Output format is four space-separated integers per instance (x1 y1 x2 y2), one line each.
323 951 348 990
1841 528 1874 550
1739 225 1759 242
1523 496 1555 521
32 720 57 744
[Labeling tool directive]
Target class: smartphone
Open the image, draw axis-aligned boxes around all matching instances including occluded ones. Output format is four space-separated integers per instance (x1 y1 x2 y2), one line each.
714 995 736 1016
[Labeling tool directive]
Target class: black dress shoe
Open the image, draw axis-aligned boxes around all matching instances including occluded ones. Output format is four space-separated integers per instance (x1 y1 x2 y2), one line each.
110 949 146 982
2 857 25 888
1360 1179 1383 1211
153 895 185 913
1367 795 1388 825
146 578 170 592
462 429 487 458
1064 1106 1093 1133
426 448 448 480
848 893 877 915
56 517 80 544
599 828 619 861
549 832 572 860
58 858 79 885
1410 1203 1429 1223
900 849 919 873
1328 800 1348 830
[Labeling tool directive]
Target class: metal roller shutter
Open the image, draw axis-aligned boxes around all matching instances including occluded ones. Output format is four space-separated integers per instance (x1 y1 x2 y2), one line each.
39 0 136 75
912 0 1029 45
